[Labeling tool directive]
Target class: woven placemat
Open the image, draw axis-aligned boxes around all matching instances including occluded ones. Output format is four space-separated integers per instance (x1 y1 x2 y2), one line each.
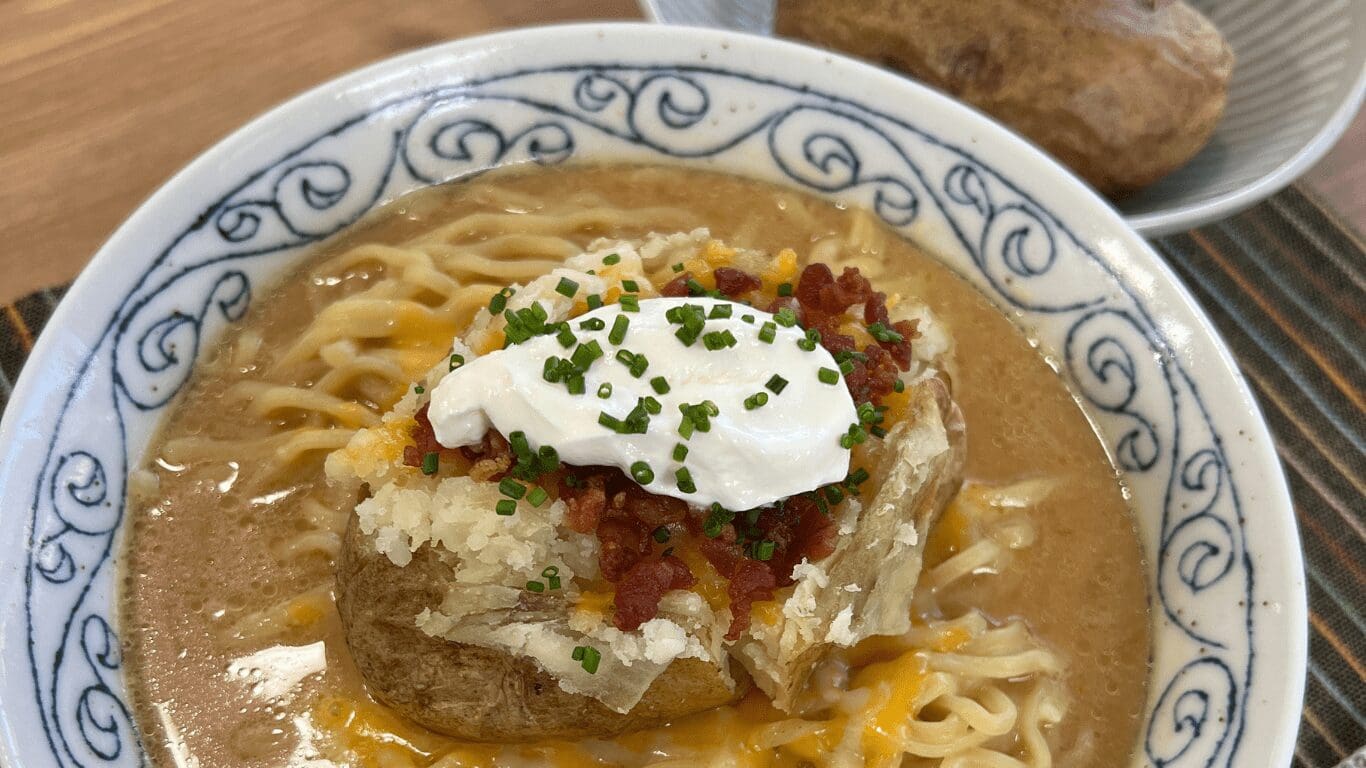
1 187 1361 767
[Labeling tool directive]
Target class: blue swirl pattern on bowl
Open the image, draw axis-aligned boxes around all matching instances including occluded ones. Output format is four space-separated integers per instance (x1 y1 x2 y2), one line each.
24 65 1253 766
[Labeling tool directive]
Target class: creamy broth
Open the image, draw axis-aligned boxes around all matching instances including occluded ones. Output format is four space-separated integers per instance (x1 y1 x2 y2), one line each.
122 165 1150 766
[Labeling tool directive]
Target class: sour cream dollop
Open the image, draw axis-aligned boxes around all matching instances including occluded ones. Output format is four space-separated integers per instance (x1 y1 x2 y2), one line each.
428 297 858 510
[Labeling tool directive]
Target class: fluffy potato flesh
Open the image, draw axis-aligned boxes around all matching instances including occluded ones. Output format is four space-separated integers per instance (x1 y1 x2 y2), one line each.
336 516 746 742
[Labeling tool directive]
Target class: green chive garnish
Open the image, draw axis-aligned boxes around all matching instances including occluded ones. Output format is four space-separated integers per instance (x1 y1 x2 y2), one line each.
672 443 688 462
672 262 685 273
598 382 613 399
449 354 465 371
839 359 855 375
709 303 732 319
818 367 840 385
847 468 870 486
603 253 621 265
526 580 545 593
609 315 630 345
622 279 639 292
566 373 585 395
581 646 601 674
421 452 438 475
893 379 906 393
653 526 671 544
555 277 579 298
571 340 604 370
686 278 706 296
587 294 604 310
758 322 777 344
777 283 793 297
650 376 671 395
619 294 640 312
754 540 776 560
871 425 889 439
631 461 655 484
499 478 527 499
572 646 586 661
496 499 517 516
556 324 577 348
489 288 513 314
528 486 549 507
642 396 662 415
744 392 769 410
579 317 606 331
766 375 788 394
824 485 845 504
414 384 425 394
676 467 697 494
774 307 798 328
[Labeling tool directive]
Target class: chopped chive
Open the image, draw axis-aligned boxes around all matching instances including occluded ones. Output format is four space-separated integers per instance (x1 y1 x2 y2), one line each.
619 294 640 312
858 402 878 424
581 646 601 674
871 425 889 439
642 396 662 415
421 452 438 476
839 359 855 376
824 485 845 504
413 384 425 395
672 443 689 462
754 540 776 560
597 382 613 399
765 375 788 394
571 340 604 370
703 503 734 538
609 315 630 345
685 278 707 296
571 646 586 661
708 303 733 319
675 326 701 346
818 367 840 385
543 356 563 383
555 277 579 298
774 307 798 327
525 580 545 593
867 322 902 343
622 279 639 292
675 467 696 494
893 378 906 393
527 486 549 507
628 354 649 378
566 373 585 395
847 467 870 486
499 478 527 499
542 565 559 578
615 349 635 366
449 354 465 371
556 324 577 348
650 376 671 395
598 412 625 432
797 328 821 352
758 321 777 343
587 294 604 310
489 288 512 314
630 461 655 485
672 262 685 273
509 431 532 458
744 392 769 410
653 526 671 543
741 314 755 324
495 499 517 516
603 253 621 266
579 317 606 331
678 414 695 440
777 282 793 297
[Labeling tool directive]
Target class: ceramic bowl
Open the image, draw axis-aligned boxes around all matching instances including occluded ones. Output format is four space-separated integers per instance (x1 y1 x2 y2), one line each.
642 0 1366 236
0 23 1305 767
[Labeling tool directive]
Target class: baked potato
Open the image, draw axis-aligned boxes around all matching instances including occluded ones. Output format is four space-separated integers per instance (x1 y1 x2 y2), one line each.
336 513 745 741
776 0 1234 195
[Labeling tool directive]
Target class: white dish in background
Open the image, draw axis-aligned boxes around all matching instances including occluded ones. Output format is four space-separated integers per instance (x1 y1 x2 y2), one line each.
642 0 1366 236
0 22 1305 767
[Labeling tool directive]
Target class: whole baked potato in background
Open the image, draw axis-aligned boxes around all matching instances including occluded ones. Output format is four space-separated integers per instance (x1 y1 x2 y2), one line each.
776 0 1234 196
335 514 746 742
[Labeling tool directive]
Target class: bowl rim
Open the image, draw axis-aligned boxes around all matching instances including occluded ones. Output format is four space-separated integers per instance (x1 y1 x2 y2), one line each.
0 20 1306 768
638 0 1366 236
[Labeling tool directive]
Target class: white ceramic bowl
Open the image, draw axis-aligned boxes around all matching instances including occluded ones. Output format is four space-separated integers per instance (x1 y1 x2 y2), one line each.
642 0 1366 236
0 23 1305 767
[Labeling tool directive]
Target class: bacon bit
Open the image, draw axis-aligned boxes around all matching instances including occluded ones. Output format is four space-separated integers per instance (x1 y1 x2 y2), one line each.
863 291 891 326
725 559 777 640
767 496 838 586
562 475 607 534
622 488 687 528
613 556 696 631
597 518 651 583
660 272 693 297
883 319 920 369
402 404 469 470
713 267 761 297
765 295 806 326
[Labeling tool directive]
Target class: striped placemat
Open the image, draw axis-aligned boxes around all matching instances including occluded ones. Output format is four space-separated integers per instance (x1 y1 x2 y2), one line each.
1 186 1361 767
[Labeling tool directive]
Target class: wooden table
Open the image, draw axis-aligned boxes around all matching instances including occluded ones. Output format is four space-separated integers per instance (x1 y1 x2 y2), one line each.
1 0 1361 305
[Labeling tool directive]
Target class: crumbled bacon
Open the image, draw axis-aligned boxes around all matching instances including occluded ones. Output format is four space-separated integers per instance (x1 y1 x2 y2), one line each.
562 474 607 533
597 518 651 582
725 559 777 640
613 556 696 631
660 272 692 297
713 267 761 297
402 404 472 469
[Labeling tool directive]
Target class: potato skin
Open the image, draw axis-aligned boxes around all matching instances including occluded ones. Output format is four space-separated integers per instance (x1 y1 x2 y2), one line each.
335 515 744 742
776 0 1233 196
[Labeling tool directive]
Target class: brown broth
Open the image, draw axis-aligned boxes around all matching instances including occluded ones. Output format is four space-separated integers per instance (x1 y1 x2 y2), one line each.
121 165 1150 766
